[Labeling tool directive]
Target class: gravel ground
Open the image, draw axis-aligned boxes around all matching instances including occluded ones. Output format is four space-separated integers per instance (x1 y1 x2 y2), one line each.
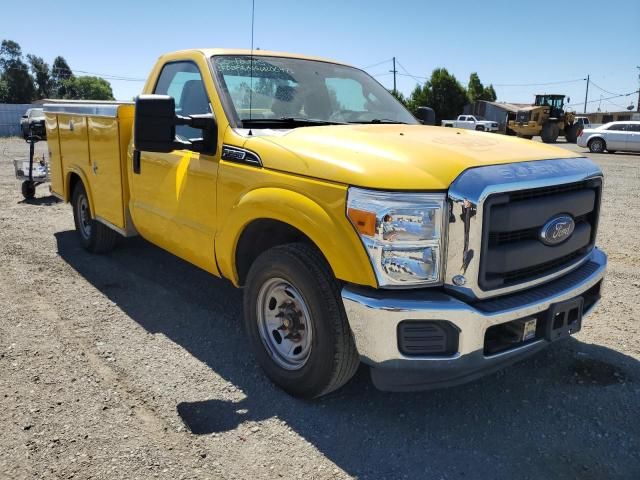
1 136 639 480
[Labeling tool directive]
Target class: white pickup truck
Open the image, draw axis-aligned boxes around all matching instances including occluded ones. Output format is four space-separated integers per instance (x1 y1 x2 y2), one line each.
441 115 499 132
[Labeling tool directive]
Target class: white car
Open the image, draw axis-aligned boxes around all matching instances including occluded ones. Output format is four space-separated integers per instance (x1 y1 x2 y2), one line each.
441 115 499 132
20 108 46 139
577 121 640 153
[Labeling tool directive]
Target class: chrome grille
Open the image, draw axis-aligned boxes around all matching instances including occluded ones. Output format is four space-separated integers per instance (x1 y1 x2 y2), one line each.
445 158 603 300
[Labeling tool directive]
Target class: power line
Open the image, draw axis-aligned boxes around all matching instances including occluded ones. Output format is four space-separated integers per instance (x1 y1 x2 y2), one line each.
494 78 586 87
50 66 146 82
361 58 392 70
395 60 427 84
588 80 624 97
567 90 639 107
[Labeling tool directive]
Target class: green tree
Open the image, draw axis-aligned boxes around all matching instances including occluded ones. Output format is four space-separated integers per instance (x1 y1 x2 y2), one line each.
408 68 467 124
63 76 114 100
389 89 408 108
467 72 484 103
467 72 497 103
0 39 35 103
51 56 73 98
27 54 51 99
482 84 497 102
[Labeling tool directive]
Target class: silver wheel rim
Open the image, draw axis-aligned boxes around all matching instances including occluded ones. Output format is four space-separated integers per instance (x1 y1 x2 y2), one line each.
591 140 603 152
77 194 92 239
256 277 313 370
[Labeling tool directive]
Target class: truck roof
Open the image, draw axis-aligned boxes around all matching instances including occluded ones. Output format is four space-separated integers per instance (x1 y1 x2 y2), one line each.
163 48 350 67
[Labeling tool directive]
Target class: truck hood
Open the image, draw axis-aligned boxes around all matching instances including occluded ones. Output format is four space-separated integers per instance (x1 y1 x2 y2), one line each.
244 124 581 190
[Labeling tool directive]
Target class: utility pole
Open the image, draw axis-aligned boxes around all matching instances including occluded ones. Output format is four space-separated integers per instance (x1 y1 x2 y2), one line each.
583 74 590 114
636 66 639 112
390 57 398 94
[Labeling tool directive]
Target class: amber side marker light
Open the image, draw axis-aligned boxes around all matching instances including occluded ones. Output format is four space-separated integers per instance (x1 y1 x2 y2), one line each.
347 208 376 237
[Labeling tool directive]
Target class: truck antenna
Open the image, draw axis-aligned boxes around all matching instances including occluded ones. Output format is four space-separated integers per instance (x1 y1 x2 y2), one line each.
248 0 255 131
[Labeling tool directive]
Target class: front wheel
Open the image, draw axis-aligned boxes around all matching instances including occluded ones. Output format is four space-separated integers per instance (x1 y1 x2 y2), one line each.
541 122 560 143
588 137 605 153
72 182 119 253
564 124 579 143
243 243 359 398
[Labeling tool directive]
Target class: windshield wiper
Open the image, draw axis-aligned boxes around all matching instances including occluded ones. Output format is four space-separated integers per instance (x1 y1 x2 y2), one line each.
241 117 346 128
348 119 407 124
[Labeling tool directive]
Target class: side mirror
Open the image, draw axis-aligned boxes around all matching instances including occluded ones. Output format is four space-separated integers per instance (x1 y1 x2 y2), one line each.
134 94 217 155
415 106 436 126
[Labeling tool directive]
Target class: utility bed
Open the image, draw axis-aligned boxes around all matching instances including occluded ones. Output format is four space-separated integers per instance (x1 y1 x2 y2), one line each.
44 101 134 233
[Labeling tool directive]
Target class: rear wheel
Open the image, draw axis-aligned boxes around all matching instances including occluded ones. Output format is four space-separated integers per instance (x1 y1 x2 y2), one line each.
564 124 579 143
243 243 359 398
588 137 605 153
541 122 560 143
21 181 35 200
72 182 119 253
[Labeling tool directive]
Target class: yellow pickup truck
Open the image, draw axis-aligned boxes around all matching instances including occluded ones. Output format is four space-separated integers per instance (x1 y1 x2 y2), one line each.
44 48 606 398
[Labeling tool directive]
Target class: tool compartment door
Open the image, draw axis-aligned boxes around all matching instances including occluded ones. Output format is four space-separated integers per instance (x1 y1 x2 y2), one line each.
87 116 125 229
44 113 64 197
58 113 90 193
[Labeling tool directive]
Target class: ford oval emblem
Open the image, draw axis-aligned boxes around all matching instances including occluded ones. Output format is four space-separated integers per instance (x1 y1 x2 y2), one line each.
540 215 575 246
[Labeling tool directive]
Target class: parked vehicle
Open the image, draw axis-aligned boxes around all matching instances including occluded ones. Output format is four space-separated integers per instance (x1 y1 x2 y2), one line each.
578 121 640 153
44 49 607 398
508 94 579 143
441 115 498 132
575 116 591 129
20 107 46 139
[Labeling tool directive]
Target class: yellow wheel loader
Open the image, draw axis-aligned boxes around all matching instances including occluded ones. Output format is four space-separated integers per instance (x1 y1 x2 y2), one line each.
509 94 579 143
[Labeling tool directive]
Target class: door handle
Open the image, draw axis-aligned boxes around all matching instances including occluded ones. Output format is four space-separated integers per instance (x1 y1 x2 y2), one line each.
133 150 141 174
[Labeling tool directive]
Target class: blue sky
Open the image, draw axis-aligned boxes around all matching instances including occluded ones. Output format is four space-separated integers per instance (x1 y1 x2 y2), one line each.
3 0 639 112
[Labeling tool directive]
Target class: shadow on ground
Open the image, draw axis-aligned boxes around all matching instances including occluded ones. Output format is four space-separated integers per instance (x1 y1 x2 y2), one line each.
55 230 640 479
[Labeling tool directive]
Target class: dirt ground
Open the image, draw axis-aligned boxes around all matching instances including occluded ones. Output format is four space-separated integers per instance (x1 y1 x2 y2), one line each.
0 136 639 480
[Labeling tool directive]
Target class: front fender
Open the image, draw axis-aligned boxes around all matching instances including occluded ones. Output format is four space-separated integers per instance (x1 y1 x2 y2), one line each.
215 186 377 288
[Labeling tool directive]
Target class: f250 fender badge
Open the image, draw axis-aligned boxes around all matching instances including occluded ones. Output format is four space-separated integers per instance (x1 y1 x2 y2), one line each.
540 214 575 246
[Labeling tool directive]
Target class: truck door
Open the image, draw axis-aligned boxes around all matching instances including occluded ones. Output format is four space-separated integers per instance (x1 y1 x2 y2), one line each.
129 60 220 274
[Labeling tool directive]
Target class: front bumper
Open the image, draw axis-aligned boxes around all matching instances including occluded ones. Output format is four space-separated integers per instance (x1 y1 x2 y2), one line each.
342 248 607 391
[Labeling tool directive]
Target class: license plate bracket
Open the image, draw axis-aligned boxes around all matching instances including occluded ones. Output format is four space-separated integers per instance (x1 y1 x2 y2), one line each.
545 296 584 342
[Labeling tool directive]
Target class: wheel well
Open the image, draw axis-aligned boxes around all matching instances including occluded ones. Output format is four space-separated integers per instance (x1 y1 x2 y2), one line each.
235 219 319 286
588 136 605 147
67 172 82 201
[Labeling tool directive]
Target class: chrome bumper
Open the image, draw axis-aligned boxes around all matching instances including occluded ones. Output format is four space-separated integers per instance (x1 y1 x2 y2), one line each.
342 249 607 391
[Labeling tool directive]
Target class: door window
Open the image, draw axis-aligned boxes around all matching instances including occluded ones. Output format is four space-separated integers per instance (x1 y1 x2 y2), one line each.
627 124 640 132
607 123 627 131
154 61 211 140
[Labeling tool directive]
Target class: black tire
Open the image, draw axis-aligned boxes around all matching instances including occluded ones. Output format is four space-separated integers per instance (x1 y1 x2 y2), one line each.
564 124 578 143
21 181 35 200
243 243 359 398
444 124 453 127
541 122 559 143
71 182 118 253
588 137 605 154
475 125 485 131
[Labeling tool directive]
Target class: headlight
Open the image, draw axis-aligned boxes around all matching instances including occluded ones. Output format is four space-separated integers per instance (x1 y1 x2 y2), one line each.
347 188 446 287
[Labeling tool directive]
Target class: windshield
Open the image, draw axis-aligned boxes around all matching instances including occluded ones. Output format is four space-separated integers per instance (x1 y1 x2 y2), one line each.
535 95 564 109
30 109 44 118
212 55 417 127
